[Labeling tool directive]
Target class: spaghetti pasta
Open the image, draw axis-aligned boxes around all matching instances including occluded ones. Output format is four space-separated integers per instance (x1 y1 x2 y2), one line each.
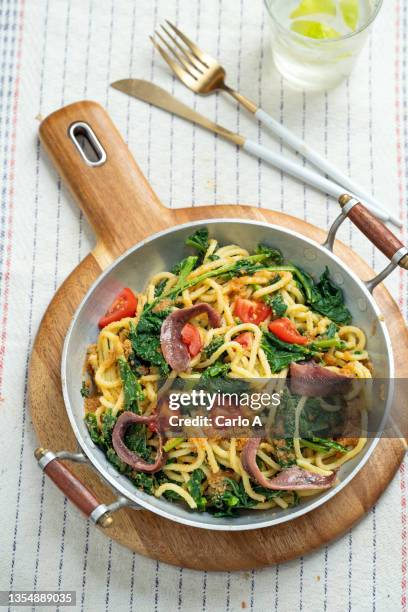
83 229 371 517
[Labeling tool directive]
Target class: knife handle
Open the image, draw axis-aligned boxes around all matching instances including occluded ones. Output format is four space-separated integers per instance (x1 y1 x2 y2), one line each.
242 139 390 224
254 108 399 228
39 101 173 259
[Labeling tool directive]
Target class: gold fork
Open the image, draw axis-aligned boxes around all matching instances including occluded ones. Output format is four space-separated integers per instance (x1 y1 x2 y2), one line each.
150 20 257 113
151 21 399 227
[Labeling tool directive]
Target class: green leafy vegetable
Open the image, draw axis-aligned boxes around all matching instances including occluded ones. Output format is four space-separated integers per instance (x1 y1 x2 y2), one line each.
100 409 117 448
106 447 129 473
198 361 248 396
204 335 225 358
169 256 199 296
255 243 283 265
124 423 151 461
185 228 209 257
187 469 207 511
208 478 252 516
129 316 170 376
265 293 287 317
261 332 309 373
154 279 167 298
85 411 120 451
131 472 155 494
117 356 144 412
312 436 348 453
130 331 169 375
219 258 267 281
201 361 231 380
326 321 337 339
80 380 90 398
296 266 351 324
136 308 170 335
84 412 101 445
261 331 344 373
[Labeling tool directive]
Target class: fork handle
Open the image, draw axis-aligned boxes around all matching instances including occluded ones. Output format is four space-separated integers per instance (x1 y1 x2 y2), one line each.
242 138 390 224
254 108 400 228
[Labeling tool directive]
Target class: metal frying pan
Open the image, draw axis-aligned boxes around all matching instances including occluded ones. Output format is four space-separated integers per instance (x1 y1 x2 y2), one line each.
32 101 407 531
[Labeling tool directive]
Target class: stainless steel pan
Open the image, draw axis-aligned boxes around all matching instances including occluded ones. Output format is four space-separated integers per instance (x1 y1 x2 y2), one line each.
33 101 407 531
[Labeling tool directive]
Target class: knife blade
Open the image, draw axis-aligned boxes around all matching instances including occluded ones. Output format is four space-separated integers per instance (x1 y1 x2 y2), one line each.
111 79 244 146
110 78 392 225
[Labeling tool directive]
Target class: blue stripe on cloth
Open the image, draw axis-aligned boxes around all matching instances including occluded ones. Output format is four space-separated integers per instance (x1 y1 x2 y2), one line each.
235 0 244 205
146 0 158 183
202 570 207 612
168 0 180 209
22 1 50 606
190 0 202 208
54 6 72 606
257 5 265 209
0 0 17 293
104 539 113 611
3 0 26 603
212 0 222 205
154 559 160 612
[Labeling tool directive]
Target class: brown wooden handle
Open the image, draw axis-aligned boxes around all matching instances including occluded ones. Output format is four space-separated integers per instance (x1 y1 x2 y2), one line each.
35 449 112 527
39 101 173 259
340 195 406 262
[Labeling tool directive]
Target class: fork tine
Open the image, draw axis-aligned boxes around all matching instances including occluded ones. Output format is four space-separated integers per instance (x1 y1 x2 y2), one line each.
165 20 210 66
160 24 206 73
150 36 198 87
155 30 201 78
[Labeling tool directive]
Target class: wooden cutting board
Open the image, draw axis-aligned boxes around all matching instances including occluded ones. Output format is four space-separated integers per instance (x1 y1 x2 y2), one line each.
29 101 407 571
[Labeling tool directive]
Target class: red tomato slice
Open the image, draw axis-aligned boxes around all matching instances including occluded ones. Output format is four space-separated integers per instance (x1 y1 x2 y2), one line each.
233 298 271 325
235 332 253 349
181 323 202 357
148 420 158 433
268 318 308 345
98 288 138 329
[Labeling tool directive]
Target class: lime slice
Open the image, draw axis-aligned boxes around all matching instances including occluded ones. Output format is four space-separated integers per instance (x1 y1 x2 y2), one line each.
290 0 337 19
291 20 342 39
339 0 360 31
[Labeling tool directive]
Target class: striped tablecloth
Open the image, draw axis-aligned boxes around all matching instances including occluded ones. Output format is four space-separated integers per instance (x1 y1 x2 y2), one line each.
1 0 407 610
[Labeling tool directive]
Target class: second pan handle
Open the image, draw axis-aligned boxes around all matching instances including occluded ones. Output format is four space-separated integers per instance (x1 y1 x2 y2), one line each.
324 194 408 292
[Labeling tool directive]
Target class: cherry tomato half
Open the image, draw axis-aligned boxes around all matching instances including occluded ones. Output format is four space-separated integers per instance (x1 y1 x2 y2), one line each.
181 323 202 357
268 318 308 345
98 288 138 329
234 331 253 349
233 298 271 325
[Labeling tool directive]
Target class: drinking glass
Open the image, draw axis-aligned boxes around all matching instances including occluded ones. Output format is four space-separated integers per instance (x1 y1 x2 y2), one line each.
264 0 383 91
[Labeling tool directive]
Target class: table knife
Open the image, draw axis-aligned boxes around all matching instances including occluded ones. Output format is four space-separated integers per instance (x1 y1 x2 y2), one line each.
111 79 395 226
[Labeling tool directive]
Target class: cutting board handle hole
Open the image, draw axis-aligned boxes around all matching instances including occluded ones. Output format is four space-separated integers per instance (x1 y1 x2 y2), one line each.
68 121 107 167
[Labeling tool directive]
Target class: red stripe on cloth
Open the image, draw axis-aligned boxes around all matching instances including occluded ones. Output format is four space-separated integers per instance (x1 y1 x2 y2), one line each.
0 0 25 391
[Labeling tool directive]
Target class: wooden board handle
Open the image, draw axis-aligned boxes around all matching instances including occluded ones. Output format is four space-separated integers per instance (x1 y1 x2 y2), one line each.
340 195 407 265
35 448 112 527
39 101 173 258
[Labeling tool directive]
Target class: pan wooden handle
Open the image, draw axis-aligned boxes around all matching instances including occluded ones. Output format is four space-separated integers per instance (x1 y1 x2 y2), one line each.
39 101 173 259
34 448 112 527
339 195 408 268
